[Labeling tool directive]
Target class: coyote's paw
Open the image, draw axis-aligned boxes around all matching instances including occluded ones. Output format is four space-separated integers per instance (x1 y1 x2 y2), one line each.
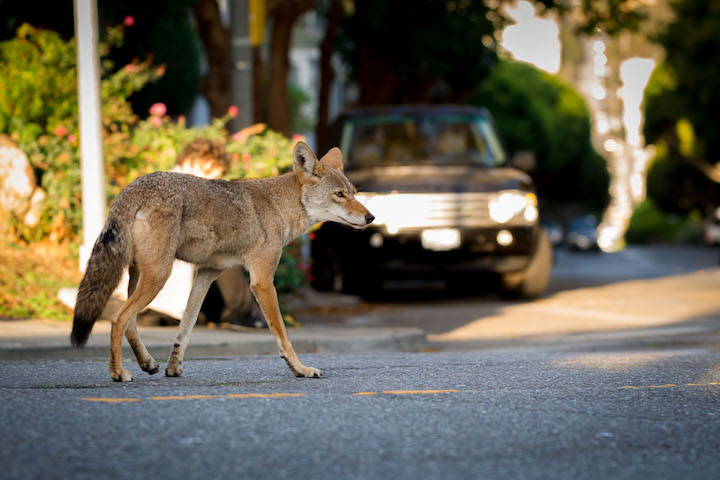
165 364 183 377
295 366 322 378
110 369 133 383
140 358 159 375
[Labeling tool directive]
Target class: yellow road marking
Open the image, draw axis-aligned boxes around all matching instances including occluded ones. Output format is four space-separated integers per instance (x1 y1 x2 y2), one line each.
226 393 303 398
620 386 637 389
83 390 465 402
82 397 140 403
151 395 216 400
382 389 461 395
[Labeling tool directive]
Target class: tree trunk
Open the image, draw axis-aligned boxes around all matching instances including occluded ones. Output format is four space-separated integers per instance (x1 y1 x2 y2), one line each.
315 0 342 149
252 46 265 123
266 0 315 136
193 0 230 118
357 43 398 105
267 8 293 135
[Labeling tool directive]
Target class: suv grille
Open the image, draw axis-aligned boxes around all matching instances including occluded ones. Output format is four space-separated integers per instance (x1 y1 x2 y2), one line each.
357 192 534 231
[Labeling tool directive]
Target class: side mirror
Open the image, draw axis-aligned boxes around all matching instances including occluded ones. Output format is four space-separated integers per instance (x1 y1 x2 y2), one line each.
511 150 536 172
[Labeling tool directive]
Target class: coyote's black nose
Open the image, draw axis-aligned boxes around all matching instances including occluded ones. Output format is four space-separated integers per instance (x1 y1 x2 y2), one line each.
365 213 375 224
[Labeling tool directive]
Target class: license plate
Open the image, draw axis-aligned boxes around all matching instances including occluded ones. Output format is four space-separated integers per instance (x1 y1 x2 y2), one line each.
421 228 461 251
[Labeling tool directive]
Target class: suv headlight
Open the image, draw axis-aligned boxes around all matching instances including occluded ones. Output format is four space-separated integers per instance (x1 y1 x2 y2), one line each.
489 191 538 224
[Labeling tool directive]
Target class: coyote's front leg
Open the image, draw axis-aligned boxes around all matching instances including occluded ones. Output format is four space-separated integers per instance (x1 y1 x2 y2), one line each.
248 259 321 378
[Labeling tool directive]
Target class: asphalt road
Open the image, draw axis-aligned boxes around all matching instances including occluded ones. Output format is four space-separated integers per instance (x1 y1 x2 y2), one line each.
3 245 719 479
1 350 719 479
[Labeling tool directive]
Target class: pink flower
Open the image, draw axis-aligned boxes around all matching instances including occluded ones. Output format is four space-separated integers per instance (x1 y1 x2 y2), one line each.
150 116 162 127
242 153 252 169
124 64 136 73
228 105 239 118
292 134 304 142
67 134 77 143
149 103 167 116
53 125 67 137
123 16 135 27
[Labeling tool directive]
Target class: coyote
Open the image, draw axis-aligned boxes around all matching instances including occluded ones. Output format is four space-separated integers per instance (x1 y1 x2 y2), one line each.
71 142 374 382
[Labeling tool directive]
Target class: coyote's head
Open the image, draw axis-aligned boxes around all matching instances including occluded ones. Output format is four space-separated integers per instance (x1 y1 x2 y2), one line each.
293 142 374 229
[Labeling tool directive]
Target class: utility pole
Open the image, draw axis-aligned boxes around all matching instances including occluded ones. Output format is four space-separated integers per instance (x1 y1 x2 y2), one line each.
229 0 253 130
73 0 106 271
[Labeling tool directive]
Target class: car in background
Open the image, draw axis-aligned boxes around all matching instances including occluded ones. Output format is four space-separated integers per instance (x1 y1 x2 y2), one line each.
564 215 599 251
311 105 552 299
542 216 564 247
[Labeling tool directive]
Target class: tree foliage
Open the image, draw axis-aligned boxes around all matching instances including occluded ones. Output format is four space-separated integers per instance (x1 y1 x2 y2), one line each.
99 0 201 116
338 0 501 105
0 0 201 117
471 60 608 211
643 0 720 214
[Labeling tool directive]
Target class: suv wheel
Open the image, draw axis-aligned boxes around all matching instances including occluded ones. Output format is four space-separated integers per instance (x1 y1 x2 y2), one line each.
500 228 552 299
311 250 344 293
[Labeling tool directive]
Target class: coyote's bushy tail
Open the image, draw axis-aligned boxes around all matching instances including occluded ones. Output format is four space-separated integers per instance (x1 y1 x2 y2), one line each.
70 218 131 347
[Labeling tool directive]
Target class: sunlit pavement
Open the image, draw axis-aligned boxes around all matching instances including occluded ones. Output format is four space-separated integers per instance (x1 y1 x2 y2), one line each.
1 350 719 479
298 245 720 353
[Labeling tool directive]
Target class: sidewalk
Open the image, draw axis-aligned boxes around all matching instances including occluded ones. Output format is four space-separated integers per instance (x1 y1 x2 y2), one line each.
0 319 427 360
0 287 427 360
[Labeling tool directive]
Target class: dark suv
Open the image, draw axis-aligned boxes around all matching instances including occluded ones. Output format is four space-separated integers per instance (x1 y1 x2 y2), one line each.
311 105 552 298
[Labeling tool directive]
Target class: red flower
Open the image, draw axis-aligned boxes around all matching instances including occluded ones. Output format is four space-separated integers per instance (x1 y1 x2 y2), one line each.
123 16 135 27
67 134 77 143
53 125 68 137
124 64 136 73
292 134 304 142
149 103 167 116
228 105 239 118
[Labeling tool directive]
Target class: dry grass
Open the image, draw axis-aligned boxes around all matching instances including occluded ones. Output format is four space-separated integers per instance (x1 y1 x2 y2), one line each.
0 238 81 320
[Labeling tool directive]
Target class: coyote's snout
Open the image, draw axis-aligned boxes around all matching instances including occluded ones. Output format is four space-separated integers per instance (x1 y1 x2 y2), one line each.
71 142 372 382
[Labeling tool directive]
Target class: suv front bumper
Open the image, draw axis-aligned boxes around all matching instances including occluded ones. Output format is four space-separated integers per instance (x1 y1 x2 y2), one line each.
313 223 540 275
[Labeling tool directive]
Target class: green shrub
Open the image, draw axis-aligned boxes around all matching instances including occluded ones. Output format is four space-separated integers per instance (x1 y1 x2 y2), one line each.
0 23 307 291
1 23 162 242
626 199 703 244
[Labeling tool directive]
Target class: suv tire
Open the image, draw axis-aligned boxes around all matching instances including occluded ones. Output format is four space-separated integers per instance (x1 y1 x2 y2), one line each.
500 228 552 299
311 249 344 293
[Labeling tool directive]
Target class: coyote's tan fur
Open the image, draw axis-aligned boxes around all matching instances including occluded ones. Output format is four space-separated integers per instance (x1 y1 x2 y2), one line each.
71 142 373 382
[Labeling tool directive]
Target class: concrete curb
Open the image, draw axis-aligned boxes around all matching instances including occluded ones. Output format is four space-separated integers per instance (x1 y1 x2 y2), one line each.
0 320 428 360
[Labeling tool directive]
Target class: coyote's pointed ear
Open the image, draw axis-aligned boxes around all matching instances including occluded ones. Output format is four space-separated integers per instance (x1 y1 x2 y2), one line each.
293 142 324 183
320 147 344 172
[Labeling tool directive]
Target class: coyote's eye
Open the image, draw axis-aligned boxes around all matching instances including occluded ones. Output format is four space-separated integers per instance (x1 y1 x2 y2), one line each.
334 192 345 198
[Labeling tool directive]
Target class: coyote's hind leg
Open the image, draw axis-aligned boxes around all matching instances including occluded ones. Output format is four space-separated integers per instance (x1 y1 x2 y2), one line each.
125 263 159 375
109 260 172 382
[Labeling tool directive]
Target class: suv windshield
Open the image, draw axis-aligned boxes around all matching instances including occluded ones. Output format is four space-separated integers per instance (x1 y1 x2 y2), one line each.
340 113 506 169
